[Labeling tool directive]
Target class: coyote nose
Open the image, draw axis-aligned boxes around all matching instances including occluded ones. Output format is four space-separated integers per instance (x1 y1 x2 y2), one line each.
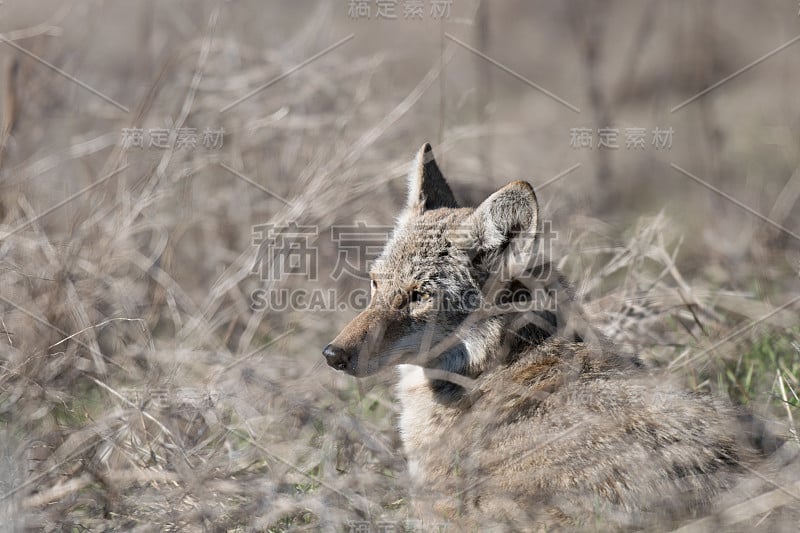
323 343 351 371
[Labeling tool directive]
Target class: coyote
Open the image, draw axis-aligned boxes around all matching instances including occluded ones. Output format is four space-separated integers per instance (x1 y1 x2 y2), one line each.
323 144 788 529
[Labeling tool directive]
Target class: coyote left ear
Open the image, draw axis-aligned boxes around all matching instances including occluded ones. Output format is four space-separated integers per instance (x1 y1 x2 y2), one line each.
404 143 458 217
457 180 539 256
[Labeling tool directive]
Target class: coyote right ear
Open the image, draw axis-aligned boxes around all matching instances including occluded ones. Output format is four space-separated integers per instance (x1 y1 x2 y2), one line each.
454 180 539 261
403 143 458 219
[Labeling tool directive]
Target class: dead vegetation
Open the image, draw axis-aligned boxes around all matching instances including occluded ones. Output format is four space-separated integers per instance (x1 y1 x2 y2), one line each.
0 1 798 531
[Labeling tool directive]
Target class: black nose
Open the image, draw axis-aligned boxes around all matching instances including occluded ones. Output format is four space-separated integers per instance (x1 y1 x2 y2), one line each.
323 343 351 371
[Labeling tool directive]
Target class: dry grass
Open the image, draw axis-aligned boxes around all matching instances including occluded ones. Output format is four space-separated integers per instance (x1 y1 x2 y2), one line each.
0 1 798 531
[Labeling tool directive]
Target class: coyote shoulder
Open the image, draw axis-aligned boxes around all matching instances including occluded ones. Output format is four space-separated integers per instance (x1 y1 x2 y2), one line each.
323 143 785 529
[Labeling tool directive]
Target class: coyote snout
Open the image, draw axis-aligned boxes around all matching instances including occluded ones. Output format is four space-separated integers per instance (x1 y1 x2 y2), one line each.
322 305 401 376
323 276 472 377
322 143 792 529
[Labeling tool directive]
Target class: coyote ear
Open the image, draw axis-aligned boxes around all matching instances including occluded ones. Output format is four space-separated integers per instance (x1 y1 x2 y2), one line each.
457 180 539 257
404 143 458 217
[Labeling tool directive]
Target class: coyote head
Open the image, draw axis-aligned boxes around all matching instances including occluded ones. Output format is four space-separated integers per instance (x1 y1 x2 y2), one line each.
323 143 548 378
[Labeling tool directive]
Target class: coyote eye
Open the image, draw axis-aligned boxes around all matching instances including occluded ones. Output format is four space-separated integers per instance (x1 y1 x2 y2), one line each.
410 290 431 305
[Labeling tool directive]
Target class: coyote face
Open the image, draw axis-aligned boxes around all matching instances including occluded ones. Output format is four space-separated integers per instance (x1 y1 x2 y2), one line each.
323 143 543 378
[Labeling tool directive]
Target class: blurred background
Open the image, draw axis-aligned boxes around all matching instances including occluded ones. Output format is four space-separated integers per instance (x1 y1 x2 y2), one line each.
0 1 798 529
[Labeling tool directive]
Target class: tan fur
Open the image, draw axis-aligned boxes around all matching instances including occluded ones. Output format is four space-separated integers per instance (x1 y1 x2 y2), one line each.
323 143 786 530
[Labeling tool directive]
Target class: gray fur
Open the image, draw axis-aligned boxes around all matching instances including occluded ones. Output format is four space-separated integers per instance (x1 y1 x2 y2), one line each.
323 144 793 530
